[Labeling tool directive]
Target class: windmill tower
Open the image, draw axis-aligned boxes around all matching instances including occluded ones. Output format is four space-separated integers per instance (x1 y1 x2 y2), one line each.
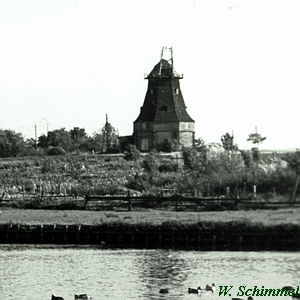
133 47 195 151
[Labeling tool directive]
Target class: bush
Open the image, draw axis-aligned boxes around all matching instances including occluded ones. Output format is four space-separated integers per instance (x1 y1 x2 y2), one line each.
182 147 199 169
141 150 159 172
47 146 67 156
126 173 150 192
159 162 178 172
156 139 179 152
124 145 140 161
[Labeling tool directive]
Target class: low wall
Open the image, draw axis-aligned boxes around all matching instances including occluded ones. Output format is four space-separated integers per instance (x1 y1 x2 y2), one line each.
0 223 299 251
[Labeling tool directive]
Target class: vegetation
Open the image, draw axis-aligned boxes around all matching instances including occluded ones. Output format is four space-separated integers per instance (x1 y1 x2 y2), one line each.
0 148 298 201
0 122 119 158
283 150 300 202
221 132 238 151
0 207 299 227
0 125 298 202
0 130 37 157
123 145 140 161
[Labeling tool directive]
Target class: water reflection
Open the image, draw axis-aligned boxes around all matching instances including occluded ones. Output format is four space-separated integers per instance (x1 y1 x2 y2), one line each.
0 245 299 300
138 250 190 299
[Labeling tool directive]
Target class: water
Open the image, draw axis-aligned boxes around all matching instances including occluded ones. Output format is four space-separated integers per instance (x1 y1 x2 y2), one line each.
0 245 299 300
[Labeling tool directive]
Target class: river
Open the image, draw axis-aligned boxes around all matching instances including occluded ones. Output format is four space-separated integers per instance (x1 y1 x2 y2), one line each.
0 245 299 300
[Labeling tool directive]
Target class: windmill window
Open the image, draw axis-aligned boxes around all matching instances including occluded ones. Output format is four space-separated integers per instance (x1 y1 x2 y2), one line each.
175 88 179 94
159 105 168 111
150 89 153 95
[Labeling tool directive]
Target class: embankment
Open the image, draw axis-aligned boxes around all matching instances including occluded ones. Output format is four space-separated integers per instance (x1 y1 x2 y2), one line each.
0 221 299 251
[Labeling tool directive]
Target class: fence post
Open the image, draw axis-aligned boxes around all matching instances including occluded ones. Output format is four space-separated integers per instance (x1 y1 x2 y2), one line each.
84 195 89 208
127 190 132 211
226 187 230 198
1 191 5 203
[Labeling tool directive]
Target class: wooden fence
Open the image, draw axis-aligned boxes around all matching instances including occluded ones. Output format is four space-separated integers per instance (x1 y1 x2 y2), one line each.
84 194 300 211
1 192 299 211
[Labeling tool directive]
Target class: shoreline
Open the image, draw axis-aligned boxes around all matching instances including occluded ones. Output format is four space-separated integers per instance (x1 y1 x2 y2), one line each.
0 223 299 250
0 208 299 250
1 207 300 225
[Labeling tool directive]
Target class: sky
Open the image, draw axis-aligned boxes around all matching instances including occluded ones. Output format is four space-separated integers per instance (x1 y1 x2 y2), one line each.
0 0 299 150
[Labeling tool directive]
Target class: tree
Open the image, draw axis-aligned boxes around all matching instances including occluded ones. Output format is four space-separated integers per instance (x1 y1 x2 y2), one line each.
240 150 252 167
23 138 41 156
92 115 119 153
48 128 72 150
283 150 300 202
247 128 266 193
182 147 199 170
194 138 209 162
38 128 73 152
0 130 26 157
38 134 49 148
221 132 238 151
70 127 87 141
142 150 159 173
247 127 266 146
69 127 89 152
101 117 119 153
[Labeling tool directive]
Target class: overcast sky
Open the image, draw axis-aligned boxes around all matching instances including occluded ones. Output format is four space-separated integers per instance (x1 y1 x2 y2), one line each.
0 0 299 150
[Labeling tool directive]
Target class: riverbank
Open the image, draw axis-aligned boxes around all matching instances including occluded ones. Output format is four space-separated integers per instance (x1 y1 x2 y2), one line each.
0 207 300 226
0 208 299 250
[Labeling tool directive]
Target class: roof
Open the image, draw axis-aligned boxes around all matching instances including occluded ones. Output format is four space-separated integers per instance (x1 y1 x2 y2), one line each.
134 58 194 124
146 59 182 79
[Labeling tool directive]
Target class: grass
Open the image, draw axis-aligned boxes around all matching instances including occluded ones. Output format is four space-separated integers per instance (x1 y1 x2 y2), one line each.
0 207 299 227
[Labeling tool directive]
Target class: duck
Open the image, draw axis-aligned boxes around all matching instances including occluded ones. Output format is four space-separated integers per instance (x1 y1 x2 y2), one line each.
52 295 64 300
188 287 202 294
159 288 169 294
232 297 253 300
74 294 92 299
205 283 216 293
282 286 295 291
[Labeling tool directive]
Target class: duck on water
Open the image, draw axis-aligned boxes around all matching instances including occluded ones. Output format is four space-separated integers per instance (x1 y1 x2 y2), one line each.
206 283 216 293
74 294 92 299
188 287 202 294
188 283 216 294
52 295 64 300
282 286 300 299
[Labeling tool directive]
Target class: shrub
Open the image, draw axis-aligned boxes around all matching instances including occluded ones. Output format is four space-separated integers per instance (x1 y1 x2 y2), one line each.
156 139 179 152
182 147 199 169
141 150 159 172
159 162 178 172
47 146 67 156
124 145 140 161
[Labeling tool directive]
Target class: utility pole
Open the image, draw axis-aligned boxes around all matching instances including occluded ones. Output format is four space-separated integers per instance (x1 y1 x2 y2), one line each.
106 114 109 152
35 124 38 154
42 118 49 135
254 126 257 199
